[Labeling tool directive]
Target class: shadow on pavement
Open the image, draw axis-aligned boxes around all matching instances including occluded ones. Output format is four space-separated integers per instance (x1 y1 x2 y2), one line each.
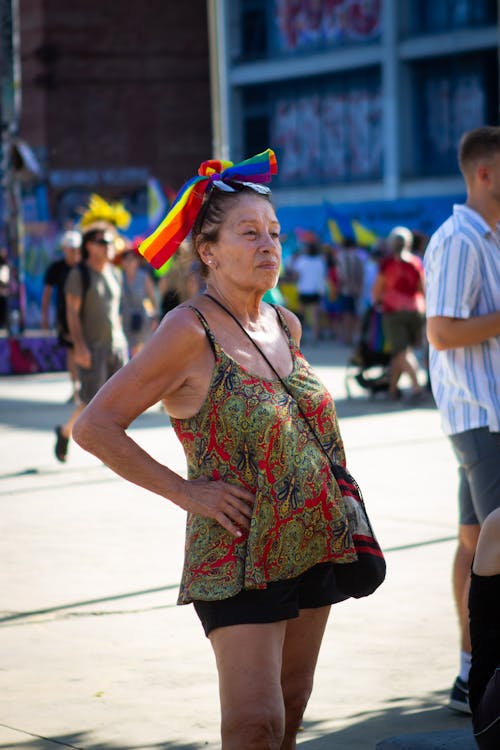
0 388 436 433
301 692 471 749
0 726 203 750
0 694 472 750
0 397 170 432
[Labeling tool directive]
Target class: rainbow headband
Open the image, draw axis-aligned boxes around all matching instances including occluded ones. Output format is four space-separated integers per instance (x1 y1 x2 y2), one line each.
139 148 277 270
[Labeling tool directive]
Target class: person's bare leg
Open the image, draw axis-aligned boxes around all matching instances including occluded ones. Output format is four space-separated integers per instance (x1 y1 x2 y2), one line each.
66 348 80 399
60 403 86 439
388 351 405 396
210 621 287 750
280 606 331 750
453 524 480 654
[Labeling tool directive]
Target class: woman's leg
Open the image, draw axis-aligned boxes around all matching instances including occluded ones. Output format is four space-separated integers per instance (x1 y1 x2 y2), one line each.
209 620 288 750
280 606 331 750
208 605 331 750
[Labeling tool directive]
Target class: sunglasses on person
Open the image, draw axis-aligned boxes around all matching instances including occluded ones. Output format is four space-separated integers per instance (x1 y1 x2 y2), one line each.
197 179 271 231
90 236 114 246
210 179 271 195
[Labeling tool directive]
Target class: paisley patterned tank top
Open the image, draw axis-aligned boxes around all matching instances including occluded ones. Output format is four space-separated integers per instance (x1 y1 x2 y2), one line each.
171 305 356 604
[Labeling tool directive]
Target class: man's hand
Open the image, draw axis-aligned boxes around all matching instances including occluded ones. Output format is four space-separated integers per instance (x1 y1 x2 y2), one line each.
74 344 91 369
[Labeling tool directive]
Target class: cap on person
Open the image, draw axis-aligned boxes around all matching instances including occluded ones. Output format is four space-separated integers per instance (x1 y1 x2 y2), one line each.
61 230 82 249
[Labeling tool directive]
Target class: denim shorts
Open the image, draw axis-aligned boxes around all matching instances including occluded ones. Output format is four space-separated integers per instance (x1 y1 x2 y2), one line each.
193 562 346 637
450 428 500 525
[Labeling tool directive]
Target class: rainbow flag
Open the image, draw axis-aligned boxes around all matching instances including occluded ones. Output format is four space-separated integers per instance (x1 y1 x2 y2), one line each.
139 149 277 271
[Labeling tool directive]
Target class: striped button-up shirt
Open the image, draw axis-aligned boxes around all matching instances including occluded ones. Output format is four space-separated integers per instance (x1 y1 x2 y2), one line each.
424 204 500 436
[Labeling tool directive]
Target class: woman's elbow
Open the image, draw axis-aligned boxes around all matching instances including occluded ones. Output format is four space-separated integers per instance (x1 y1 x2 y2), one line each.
72 408 96 451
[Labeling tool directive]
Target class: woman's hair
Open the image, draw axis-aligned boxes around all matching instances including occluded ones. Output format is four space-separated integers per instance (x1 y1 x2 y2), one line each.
191 185 274 277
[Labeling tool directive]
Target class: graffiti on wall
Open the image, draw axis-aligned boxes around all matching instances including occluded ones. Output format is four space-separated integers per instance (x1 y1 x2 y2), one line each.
275 0 382 51
273 86 382 182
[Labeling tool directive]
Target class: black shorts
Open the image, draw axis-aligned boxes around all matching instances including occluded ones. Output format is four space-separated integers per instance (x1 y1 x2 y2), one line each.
299 293 321 305
193 562 346 637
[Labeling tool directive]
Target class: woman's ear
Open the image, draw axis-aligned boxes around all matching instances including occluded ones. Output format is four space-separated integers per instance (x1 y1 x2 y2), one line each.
197 240 216 269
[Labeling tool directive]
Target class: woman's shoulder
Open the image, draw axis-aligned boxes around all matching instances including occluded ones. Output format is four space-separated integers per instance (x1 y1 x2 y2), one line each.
272 304 302 344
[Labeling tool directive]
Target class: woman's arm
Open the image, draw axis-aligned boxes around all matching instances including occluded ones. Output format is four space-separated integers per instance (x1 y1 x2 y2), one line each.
73 307 254 536
371 273 385 304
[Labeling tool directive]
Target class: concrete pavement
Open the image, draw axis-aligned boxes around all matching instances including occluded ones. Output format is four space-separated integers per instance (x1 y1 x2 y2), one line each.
0 342 474 749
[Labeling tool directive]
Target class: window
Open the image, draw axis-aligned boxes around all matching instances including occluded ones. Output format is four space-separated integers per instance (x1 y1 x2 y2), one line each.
240 0 268 58
413 53 498 175
241 71 383 185
411 0 497 33
238 0 382 61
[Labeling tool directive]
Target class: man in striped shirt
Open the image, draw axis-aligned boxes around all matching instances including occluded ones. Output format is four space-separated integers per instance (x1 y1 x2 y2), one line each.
424 126 500 716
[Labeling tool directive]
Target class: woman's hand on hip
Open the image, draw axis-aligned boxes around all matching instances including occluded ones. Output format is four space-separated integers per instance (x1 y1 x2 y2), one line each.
183 478 255 538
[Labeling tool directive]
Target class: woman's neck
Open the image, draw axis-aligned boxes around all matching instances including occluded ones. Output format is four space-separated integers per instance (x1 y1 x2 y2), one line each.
204 284 264 325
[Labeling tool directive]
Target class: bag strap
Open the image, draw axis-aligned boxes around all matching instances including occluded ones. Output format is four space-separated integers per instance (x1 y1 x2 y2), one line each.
203 293 377 536
204 293 340 474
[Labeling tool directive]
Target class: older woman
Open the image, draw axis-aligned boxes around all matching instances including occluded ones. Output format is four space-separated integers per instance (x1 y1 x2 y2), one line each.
73 150 356 750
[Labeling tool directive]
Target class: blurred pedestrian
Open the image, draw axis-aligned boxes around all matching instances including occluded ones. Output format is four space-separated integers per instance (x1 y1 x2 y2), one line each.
468 507 500 749
54 228 128 463
0 248 11 329
158 241 203 318
291 240 326 343
424 126 500 713
71 149 360 750
336 238 364 345
120 246 158 356
372 226 425 401
41 230 82 402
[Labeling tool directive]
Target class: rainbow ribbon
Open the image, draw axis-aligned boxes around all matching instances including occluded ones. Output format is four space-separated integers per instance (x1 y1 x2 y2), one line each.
139 149 277 270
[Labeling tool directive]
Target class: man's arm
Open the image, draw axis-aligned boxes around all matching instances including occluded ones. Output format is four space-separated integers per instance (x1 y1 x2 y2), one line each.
40 285 53 329
427 313 500 351
65 291 91 368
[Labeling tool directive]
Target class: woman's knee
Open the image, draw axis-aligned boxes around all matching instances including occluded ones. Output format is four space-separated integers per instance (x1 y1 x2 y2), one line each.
283 678 314 736
221 706 284 750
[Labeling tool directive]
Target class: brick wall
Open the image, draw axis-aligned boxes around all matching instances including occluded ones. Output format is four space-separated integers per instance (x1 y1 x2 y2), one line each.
19 0 212 194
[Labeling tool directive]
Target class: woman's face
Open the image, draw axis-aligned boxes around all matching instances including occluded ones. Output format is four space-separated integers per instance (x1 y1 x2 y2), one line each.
201 193 281 293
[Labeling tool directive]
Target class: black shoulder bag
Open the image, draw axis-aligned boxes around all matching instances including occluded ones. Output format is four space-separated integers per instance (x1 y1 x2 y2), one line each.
204 294 386 599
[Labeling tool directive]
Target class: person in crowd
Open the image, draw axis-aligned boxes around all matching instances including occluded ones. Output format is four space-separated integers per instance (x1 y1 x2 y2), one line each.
0 248 11 329
469 507 500 749
372 226 425 401
41 230 82 402
158 240 203 318
336 238 364 346
71 151 359 750
120 245 159 356
54 228 128 463
424 126 500 714
322 245 342 340
291 239 326 343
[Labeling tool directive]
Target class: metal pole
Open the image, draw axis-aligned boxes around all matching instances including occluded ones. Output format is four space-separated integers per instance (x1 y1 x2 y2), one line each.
207 0 229 160
0 0 24 334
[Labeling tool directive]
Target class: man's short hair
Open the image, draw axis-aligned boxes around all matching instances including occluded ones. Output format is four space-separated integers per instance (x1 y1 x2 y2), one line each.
458 126 500 178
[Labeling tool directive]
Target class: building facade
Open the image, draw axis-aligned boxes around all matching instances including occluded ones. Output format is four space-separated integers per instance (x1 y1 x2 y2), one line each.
214 0 499 239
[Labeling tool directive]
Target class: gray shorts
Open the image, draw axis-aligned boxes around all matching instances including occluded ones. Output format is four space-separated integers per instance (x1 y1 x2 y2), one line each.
78 343 128 404
382 310 424 355
450 428 500 525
